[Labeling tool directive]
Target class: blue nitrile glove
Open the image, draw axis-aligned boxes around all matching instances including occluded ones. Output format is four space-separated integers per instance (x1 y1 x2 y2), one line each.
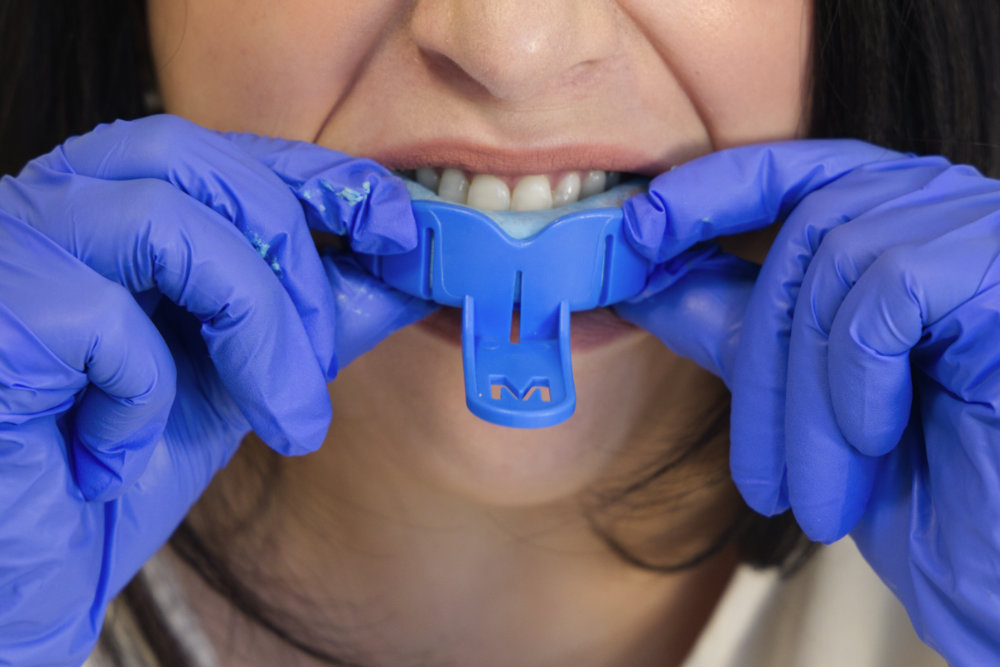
0 115 434 665
616 140 1000 664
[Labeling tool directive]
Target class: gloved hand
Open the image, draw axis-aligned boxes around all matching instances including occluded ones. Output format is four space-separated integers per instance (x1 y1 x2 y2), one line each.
616 140 1000 664
0 114 434 665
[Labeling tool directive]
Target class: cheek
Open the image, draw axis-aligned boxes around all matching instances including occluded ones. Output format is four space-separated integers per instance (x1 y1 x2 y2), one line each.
146 0 403 137
622 0 812 148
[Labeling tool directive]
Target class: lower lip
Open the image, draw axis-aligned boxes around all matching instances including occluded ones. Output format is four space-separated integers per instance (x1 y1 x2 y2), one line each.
415 306 641 352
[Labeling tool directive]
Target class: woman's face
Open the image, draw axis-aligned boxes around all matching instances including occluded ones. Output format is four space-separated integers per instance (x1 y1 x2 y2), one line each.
148 0 811 508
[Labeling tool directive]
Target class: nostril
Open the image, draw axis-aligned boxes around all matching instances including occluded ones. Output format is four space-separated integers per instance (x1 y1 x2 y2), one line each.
419 48 496 100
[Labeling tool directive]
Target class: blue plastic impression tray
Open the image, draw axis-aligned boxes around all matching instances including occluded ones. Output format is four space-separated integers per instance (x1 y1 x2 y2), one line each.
358 180 653 429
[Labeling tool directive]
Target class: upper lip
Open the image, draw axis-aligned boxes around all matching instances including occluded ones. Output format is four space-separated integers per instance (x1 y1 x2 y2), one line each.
363 140 665 176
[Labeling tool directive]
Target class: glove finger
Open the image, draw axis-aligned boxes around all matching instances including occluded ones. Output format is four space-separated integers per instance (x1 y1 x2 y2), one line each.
5 175 331 457
781 220 886 539
0 215 176 500
728 156 954 516
785 291 880 541
810 166 1000 455
323 251 438 368
622 140 912 263
830 213 1000 453
614 247 758 384
779 166 994 538
221 130 418 255
51 115 337 377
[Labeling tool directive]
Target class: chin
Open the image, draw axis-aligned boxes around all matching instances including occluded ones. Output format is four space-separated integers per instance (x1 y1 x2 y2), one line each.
328 322 681 509
405 407 640 509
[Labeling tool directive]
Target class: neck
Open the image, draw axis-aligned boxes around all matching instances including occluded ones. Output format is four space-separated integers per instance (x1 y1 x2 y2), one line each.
174 435 741 666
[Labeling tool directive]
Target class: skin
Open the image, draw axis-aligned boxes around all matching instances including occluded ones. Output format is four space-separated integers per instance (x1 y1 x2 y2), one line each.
147 1 811 664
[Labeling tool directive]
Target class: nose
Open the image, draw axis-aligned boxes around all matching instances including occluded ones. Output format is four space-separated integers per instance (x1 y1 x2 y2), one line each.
409 0 620 102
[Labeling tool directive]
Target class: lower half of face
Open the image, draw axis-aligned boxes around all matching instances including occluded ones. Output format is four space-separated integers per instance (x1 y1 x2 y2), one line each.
147 0 810 507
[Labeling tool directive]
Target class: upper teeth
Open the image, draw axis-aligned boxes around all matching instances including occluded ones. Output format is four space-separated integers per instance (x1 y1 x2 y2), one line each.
412 167 621 211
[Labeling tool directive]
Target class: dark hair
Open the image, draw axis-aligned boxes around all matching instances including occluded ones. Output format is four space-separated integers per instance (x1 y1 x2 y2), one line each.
810 0 1000 176
0 1 153 176
4 0 1000 663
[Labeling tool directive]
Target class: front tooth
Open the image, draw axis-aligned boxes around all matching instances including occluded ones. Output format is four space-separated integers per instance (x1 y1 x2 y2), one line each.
511 175 553 211
467 174 511 210
416 167 440 191
552 172 582 206
438 168 469 203
580 170 607 198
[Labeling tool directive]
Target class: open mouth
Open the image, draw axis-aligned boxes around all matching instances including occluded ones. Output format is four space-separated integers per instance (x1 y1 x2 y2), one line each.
394 168 649 239
394 168 635 211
